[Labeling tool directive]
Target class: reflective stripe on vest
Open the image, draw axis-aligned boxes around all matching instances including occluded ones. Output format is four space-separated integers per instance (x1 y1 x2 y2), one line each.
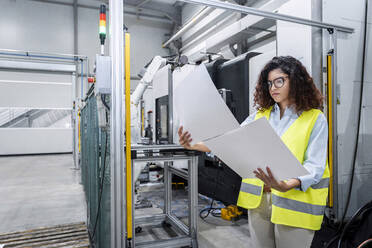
311 178 330 189
240 182 262 196
237 178 264 209
272 194 326 216
236 107 330 230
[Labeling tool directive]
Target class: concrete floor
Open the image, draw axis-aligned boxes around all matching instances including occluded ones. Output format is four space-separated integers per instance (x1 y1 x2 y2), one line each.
0 154 252 247
135 205 252 247
136 185 253 247
197 217 252 247
0 154 86 234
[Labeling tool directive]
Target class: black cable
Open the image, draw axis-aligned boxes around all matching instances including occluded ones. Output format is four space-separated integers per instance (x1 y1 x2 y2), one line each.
326 203 372 248
338 0 369 235
199 159 223 220
326 234 341 248
89 127 109 245
358 239 372 248
338 201 372 248
101 94 110 111
200 207 221 218
199 199 222 219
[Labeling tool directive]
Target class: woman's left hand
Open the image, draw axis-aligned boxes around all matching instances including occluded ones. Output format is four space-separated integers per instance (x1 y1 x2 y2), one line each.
254 166 300 192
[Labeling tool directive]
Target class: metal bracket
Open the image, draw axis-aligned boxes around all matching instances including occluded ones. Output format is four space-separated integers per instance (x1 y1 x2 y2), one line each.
327 28 334 34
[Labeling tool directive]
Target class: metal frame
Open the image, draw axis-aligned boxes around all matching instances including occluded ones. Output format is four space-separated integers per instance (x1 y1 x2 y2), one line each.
0 48 88 60
110 0 126 247
178 0 354 34
0 60 76 72
131 145 199 248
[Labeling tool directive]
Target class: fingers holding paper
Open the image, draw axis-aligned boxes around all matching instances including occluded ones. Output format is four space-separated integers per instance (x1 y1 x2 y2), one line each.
254 166 300 192
178 126 211 153
178 126 193 149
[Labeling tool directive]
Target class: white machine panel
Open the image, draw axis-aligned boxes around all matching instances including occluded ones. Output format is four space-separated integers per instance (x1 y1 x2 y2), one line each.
153 65 171 99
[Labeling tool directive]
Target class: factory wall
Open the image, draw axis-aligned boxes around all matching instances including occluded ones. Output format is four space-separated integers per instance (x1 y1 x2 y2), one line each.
0 0 172 91
0 0 172 154
0 0 75 55
124 15 173 91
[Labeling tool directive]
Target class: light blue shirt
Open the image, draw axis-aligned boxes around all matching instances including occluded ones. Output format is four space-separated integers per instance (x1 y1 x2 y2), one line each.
240 103 328 192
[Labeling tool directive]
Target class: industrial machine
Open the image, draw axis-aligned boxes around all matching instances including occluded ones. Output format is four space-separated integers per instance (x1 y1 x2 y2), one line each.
205 52 260 122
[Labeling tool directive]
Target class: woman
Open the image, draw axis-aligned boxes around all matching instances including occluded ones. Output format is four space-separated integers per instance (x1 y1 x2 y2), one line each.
178 56 329 248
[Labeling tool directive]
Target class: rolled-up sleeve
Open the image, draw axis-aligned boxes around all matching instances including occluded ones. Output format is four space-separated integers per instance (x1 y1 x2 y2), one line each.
298 113 328 192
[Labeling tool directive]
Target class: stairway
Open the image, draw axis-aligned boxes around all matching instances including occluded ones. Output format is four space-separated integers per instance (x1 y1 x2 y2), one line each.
0 109 71 128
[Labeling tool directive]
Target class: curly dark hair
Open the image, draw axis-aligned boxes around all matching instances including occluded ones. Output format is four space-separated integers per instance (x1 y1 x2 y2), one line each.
253 56 323 113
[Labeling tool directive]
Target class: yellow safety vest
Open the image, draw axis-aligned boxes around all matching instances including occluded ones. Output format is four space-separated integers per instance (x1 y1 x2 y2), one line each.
237 107 330 231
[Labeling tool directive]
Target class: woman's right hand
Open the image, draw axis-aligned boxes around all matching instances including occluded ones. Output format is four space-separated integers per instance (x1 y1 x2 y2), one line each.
177 126 211 152
178 126 193 150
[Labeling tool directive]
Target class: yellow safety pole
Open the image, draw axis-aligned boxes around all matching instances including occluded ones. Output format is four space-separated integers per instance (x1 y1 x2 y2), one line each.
327 54 334 207
124 32 133 240
78 110 81 153
141 106 145 136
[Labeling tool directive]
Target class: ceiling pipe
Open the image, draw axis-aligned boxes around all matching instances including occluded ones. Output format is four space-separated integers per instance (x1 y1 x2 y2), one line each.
178 0 354 33
162 6 213 48
136 0 152 8
180 13 237 52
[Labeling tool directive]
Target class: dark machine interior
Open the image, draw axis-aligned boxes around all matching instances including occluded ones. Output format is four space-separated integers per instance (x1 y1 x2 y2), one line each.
155 95 170 144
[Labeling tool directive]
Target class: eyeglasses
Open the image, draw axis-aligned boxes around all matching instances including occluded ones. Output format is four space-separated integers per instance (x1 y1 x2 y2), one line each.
267 76 288 89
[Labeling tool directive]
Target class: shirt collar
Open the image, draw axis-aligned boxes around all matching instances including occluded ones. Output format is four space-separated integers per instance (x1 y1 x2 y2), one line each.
272 103 299 116
273 103 280 112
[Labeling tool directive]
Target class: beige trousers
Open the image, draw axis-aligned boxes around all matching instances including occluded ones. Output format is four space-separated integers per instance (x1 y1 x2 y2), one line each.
248 193 315 248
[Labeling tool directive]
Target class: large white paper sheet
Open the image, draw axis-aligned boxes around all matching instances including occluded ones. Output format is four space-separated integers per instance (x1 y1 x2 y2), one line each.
173 65 239 144
204 118 310 181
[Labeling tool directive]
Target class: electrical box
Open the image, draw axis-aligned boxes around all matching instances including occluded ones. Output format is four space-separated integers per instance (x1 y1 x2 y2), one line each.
95 55 111 94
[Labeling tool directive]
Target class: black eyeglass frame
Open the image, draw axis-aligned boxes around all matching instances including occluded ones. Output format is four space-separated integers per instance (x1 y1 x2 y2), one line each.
267 75 289 89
